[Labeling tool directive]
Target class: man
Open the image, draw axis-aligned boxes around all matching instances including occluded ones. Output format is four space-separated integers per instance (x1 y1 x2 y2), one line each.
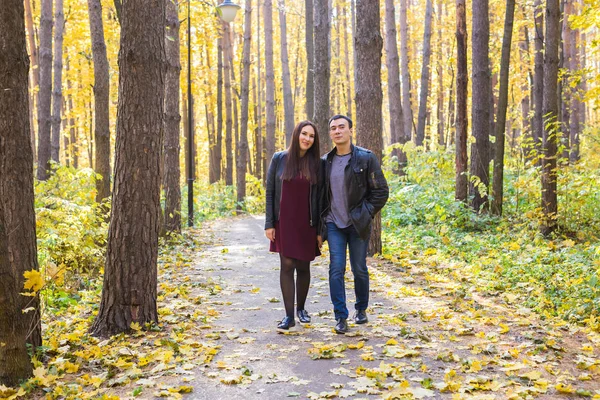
321 115 389 334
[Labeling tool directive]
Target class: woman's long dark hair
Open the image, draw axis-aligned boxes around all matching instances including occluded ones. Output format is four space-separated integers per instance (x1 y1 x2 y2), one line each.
282 120 320 184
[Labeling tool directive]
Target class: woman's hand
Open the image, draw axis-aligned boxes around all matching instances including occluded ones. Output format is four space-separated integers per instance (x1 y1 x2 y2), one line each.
265 228 276 242
317 235 323 249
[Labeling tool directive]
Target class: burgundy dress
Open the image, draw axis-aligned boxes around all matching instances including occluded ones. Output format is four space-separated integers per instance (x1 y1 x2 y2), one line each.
269 176 320 261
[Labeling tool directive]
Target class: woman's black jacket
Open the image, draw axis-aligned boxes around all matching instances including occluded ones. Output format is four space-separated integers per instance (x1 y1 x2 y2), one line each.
264 151 323 231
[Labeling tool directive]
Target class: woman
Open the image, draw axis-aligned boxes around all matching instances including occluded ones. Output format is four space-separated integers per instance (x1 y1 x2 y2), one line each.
265 120 323 330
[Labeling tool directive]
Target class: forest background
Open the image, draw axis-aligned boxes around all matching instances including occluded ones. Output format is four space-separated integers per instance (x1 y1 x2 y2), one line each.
1 0 600 397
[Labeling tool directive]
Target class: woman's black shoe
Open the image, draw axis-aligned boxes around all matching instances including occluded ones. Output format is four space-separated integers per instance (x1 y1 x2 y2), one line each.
297 309 311 323
277 316 295 330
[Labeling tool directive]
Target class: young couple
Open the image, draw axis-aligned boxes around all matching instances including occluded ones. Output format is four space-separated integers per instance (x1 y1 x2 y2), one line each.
265 115 389 334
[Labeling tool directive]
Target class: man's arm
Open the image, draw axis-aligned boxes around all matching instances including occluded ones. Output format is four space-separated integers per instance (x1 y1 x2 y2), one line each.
365 153 389 216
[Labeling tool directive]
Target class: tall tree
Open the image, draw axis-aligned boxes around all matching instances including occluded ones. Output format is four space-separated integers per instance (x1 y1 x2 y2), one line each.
253 76 262 179
469 0 491 212
355 0 383 256
37 0 53 180
568 0 581 163
518 20 532 161
305 0 314 120
51 0 64 164
278 0 294 145
415 0 433 147
532 0 544 164
89 0 166 337
206 48 219 184
215 35 224 182
436 0 445 147
238 0 252 208
66 59 78 168
313 0 331 154
24 0 38 158
0 1 42 384
342 6 353 118
540 0 560 235
384 0 407 174
264 0 276 163
163 0 181 233
223 23 233 185
455 0 468 202
400 0 413 140
255 1 263 181
88 0 111 203
491 0 516 216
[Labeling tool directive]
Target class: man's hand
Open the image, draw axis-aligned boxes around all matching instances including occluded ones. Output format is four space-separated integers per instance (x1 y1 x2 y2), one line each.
317 235 323 249
265 228 276 242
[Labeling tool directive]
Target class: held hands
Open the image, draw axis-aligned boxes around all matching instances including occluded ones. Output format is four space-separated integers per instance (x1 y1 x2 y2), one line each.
265 228 276 242
317 235 323 249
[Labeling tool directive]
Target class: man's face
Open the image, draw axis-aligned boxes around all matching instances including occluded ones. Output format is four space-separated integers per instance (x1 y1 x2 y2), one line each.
329 118 352 146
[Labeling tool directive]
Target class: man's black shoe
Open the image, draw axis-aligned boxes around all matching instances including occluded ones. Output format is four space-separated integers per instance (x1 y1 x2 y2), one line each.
297 309 311 323
354 310 368 324
334 318 348 334
277 316 295 330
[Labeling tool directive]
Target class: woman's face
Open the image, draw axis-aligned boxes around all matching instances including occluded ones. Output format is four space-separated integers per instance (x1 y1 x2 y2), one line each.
298 125 316 153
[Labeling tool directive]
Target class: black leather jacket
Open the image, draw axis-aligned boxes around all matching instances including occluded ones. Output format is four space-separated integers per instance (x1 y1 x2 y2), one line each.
321 144 389 240
265 151 322 231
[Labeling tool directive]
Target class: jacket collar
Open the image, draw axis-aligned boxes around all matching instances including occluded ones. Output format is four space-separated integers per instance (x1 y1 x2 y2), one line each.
326 143 355 161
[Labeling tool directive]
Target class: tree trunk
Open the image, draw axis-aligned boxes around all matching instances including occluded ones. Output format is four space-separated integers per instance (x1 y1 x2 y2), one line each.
256 2 263 182
491 0 516 216
455 0 468 202
568 0 580 163
436 0 445 148
24 0 38 160
37 0 53 180
0 1 43 385
205 47 219 184
355 0 383 256
62 97 69 166
0 0 42 386
264 0 276 162
469 0 491 212
558 0 568 162
305 0 314 120
88 0 111 203
51 0 64 164
163 0 181 233
540 0 560 236
278 0 294 146
400 0 413 141
67 59 78 169
446 63 455 147
384 0 407 174
253 76 262 179
89 0 166 337
519 21 532 162
223 23 234 185
314 0 331 155
416 0 433 147
532 0 544 164
238 0 252 208
342 6 353 118
86 94 94 169
216 36 223 182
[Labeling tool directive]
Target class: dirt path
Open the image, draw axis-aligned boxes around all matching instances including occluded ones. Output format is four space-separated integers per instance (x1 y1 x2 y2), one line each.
172 216 599 399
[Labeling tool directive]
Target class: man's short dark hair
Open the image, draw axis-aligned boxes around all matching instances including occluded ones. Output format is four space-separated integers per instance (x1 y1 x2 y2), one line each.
328 114 353 129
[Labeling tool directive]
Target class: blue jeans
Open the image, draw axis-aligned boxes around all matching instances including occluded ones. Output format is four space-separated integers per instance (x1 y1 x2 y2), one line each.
327 222 370 320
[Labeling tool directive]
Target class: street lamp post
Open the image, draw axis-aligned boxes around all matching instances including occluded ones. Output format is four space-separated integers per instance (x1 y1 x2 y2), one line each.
187 0 240 227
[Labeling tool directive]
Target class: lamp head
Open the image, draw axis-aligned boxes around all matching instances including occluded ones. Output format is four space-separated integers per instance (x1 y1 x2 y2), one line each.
217 0 241 23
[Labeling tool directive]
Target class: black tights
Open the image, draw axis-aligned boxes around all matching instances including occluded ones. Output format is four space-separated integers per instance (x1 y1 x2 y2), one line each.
280 255 311 317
